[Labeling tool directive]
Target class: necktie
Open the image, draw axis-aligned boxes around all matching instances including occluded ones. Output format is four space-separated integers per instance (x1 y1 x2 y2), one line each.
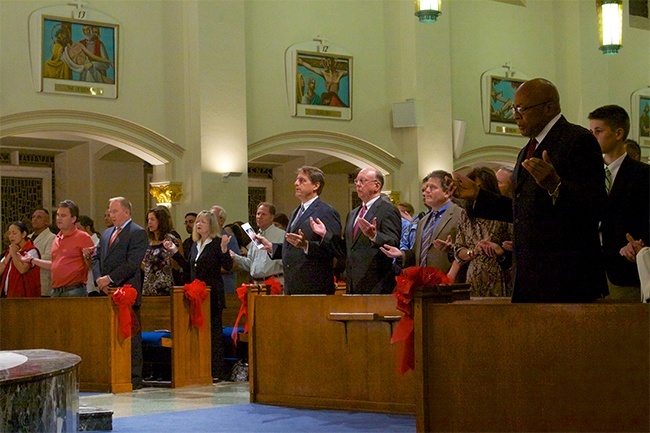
291 205 305 231
353 204 367 237
109 227 121 246
419 210 440 266
525 138 538 160
605 166 612 195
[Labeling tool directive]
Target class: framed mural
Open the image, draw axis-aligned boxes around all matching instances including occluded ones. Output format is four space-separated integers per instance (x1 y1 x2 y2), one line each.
294 50 352 120
480 66 528 135
631 87 650 147
40 15 118 98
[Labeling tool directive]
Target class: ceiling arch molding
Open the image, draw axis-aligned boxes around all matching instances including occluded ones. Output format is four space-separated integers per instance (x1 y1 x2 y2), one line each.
248 130 403 175
0 110 184 177
454 145 521 170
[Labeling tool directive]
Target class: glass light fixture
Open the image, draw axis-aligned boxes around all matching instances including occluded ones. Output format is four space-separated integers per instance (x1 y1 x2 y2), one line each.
597 0 623 55
415 0 442 23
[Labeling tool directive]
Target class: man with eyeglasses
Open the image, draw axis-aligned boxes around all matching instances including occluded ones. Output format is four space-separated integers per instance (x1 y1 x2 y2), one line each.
312 167 401 294
452 78 607 303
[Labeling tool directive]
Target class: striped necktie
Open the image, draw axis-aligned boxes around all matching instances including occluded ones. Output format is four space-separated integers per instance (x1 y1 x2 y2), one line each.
291 205 305 231
419 210 440 266
605 166 612 195
109 227 121 246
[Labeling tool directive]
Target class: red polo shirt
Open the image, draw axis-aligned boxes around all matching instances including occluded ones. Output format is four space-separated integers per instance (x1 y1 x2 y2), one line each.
51 228 94 289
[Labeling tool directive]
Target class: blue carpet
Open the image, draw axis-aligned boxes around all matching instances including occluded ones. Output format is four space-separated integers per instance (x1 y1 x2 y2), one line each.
101 403 415 433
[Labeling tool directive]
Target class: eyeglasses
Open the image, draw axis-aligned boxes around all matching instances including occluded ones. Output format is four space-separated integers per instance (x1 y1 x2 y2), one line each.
510 101 550 116
354 178 378 185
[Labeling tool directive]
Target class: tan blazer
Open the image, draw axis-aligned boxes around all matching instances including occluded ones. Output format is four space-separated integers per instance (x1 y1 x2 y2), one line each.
403 201 461 273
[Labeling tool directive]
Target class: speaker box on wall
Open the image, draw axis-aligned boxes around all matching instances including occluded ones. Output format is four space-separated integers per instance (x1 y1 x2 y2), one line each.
392 100 418 128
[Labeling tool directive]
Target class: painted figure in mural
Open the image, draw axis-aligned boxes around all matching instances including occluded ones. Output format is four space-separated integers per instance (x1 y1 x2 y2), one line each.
43 21 113 83
297 56 348 107
640 103 650 137
43 24 73 79
301 77 321 105
79 25 114 84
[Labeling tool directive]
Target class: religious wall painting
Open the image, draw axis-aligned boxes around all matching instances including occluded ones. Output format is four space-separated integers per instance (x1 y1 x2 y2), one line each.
488 76 525 135
631 87 650 148
40 15 118 98
639 97 650 138
294 50 352 120
480 66 529 136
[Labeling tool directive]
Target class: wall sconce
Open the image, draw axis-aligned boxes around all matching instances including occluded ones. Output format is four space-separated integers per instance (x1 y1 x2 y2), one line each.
415 0 442 23
597 0 622 55
221 172 243 182
149 181 183 207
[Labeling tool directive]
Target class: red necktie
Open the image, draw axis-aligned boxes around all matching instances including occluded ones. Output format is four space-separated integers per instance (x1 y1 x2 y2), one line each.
525 138 538 160
353 204 367 237
109 227 121 246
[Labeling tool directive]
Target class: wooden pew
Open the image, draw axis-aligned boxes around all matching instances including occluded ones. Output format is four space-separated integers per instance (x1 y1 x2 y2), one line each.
249 294 416 414
139 287 212 388
413 295 650 432
142 292 240 331
0 297 131 393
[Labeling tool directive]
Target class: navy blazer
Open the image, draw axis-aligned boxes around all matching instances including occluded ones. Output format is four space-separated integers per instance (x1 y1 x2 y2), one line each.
601 156 650 286
92 220 149 306
472 116 608 302
272 197 342 294
326 198 402 294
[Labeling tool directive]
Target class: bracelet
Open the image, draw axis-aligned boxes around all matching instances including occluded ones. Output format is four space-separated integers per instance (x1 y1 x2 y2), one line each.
548 180 561 197
29 257 34 265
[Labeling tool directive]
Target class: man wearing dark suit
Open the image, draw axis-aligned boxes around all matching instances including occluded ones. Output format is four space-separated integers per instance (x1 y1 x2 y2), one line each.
381 170 461 273
314 168 401 294
92 197 148 388
260 165 341 294
589 104 650 301
453 78 607 303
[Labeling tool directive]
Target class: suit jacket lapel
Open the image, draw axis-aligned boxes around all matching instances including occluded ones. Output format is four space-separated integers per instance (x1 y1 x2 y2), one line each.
107 221 130 254
608 155 630 198
346 206 360 241
289 198 320 233
432 205 453 240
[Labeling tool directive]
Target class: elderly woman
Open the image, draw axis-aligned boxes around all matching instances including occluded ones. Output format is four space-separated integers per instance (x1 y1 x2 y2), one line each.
164 210 232 381
142 206 179 296
0 221 41 297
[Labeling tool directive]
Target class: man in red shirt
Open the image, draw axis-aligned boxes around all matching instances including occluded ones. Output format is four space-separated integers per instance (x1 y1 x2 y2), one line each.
25 200 94 297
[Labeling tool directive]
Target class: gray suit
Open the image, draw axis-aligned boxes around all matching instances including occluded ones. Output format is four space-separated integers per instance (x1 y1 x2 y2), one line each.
403 202 461 273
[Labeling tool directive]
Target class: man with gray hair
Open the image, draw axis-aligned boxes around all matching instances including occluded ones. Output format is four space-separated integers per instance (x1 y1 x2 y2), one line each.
92 196 148 389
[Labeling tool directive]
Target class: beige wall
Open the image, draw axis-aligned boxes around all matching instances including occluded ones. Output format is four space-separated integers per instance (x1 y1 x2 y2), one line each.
1 0 648 229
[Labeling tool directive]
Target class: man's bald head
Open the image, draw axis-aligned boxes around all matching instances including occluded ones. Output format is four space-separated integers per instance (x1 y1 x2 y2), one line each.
513 78 562 138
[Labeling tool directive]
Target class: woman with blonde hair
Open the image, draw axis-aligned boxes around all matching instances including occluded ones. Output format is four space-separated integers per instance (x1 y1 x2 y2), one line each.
164 210 232 381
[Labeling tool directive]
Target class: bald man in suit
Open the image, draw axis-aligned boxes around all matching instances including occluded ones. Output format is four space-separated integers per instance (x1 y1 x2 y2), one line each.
452 78 607 303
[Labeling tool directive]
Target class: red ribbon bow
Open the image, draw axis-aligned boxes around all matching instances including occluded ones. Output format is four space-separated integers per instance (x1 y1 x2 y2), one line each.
231 277 283 344
111 284 139 340
392 266 450 374
183 279 209 329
